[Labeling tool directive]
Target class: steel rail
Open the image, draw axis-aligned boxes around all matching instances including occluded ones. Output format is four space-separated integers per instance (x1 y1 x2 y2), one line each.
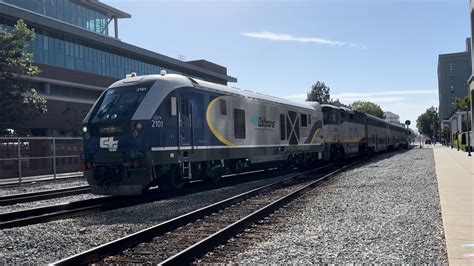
0 165 321 229
0 186 90 206
0 195 125 229
161 161 357 265
51 163 337 265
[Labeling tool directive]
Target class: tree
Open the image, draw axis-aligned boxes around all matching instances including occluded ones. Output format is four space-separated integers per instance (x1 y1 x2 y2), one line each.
453 95 470 111
0 20 46 135
350 101 384 118
416 106 440 140
306 81 331 104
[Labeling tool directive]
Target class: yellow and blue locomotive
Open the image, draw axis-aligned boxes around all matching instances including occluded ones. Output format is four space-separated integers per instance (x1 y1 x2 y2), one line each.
82 73 325 195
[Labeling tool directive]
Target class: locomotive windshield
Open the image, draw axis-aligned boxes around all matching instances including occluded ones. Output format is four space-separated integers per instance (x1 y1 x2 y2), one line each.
91 85 150 123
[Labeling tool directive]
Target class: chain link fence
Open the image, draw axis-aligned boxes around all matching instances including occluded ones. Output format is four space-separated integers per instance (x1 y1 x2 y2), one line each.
0 137 83 184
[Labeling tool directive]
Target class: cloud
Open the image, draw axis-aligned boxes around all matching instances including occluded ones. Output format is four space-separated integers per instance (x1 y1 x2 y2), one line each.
241 31 366 49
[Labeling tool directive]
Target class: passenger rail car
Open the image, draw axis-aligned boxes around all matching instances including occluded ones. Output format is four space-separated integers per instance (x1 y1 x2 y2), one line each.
320 105 408 160
82 73 324 195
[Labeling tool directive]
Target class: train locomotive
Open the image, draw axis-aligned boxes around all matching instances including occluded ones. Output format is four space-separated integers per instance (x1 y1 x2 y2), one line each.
320 105 409 160
82 73 325 195
82 72 409 195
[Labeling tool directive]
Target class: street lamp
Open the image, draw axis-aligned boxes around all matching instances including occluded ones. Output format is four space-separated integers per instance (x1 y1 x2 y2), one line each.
466 108 472 156
450 117 453 149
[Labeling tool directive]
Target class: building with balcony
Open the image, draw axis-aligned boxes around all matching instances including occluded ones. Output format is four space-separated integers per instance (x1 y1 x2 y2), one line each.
0 0 237 136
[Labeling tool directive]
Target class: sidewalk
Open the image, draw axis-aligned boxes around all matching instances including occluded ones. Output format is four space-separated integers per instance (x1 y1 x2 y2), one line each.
433 146 474 265
0 172 83 187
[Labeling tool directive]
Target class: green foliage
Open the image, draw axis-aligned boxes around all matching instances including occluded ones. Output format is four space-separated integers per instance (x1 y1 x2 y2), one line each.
453 96 470 111
416 106 440 139
0 20 46 134
306 81 331 104
350 100 384 118
441 126 451 141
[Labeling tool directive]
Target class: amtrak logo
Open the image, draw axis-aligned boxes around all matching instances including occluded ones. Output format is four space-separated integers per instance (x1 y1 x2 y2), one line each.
100 137 118 151
251 116 276 128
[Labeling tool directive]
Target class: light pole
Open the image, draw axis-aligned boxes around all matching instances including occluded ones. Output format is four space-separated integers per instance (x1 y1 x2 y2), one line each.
466 108 471 156
450 117 453 149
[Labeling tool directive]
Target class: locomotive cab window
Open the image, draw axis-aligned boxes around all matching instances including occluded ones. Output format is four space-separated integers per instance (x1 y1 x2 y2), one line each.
234 109 246 139
169 96 177 116
91 85 150 124
180 99 189 115
301 114 308 127
220 100 227 115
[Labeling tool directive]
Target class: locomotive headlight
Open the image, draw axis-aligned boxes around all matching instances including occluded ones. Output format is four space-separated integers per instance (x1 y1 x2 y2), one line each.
82 126 88 133
135 122 143 130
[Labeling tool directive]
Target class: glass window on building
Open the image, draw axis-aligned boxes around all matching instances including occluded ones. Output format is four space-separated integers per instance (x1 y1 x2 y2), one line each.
449 62 455 71
1 17 201 81
4 0 109 35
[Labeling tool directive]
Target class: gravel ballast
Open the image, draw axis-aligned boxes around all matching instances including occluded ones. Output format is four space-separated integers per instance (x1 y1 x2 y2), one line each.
200 149 448 264
0 193 103 213
0 172 296 264
0 178 88 197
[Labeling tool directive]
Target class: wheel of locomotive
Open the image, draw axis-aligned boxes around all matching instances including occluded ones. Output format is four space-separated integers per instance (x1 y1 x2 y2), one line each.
159 166 185 191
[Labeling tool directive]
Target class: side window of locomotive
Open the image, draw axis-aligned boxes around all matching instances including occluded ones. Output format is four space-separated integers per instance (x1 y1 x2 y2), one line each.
323 111 331 124
280 114 286 140
349 114 354 120
301 114 308 127
181 99 189 116
234 109 246 139
169 96 177 116
220 100 227 115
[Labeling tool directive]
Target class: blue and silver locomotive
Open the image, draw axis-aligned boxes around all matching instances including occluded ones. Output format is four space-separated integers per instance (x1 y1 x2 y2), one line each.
82 73 325 195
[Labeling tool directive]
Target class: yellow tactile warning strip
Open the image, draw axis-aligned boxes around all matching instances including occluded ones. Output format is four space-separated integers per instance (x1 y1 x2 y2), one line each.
433 146 474 265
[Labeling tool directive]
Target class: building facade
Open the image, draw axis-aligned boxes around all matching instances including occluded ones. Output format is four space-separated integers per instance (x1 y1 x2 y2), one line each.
437 38 472 123
0 0 237 136
383 111 400 125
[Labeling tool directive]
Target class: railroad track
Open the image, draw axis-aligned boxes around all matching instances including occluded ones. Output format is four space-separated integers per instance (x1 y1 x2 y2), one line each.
0 195 127 229
0 185 91 206
0 166 297 229
51 160 357 265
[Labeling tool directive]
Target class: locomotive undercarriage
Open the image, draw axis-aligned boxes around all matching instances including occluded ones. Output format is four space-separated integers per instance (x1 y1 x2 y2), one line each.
84 151 152 195
85 146 324 195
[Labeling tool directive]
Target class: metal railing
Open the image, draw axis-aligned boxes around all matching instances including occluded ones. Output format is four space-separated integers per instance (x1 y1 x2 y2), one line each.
0 137 83 184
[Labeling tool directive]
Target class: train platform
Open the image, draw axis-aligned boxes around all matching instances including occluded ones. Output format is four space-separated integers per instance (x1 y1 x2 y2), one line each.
433 145 474 265
0 172 83 187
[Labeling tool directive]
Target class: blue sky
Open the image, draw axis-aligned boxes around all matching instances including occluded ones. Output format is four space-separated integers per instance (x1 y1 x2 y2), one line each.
103 0 470 126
